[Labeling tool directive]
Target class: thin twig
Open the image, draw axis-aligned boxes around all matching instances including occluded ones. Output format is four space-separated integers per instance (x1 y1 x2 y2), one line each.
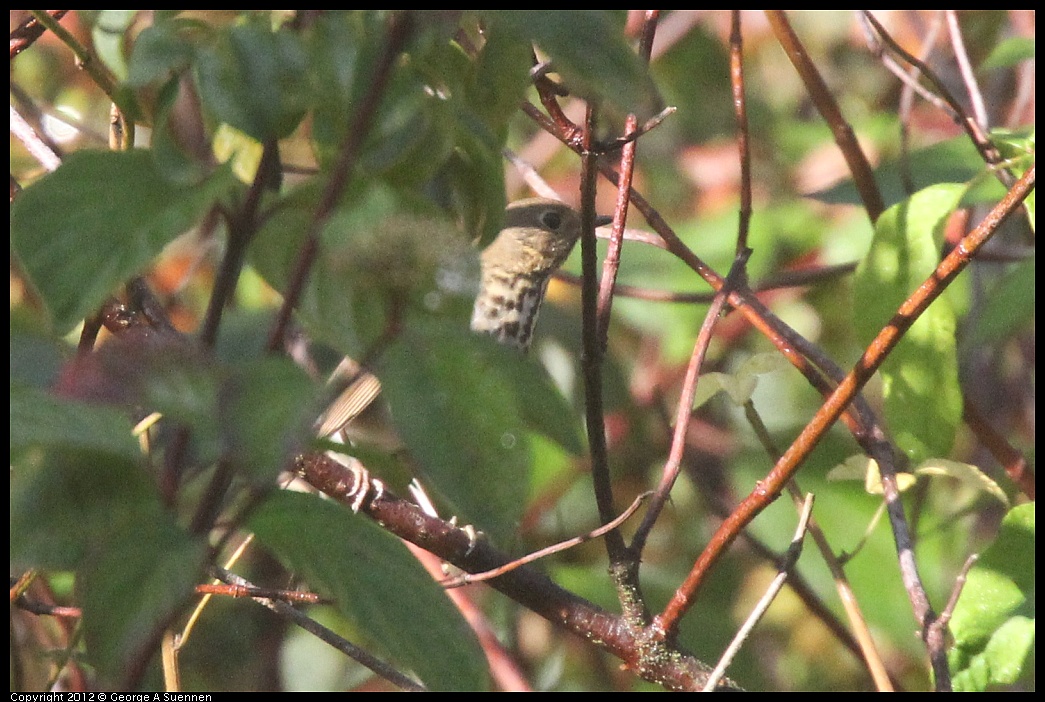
730 10 753 254
744 401 895 691
946 10 990 131
861 11 1013 188
10 10 69 59
27 10 119 105
214 567 426 692
702 493 816 691
442 492 652 587
578 102 631 566
764 10 886 222
631 249 751 553
656 164 1034 644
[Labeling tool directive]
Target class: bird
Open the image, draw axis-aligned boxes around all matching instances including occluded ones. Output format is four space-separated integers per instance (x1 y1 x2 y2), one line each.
316 197 606 440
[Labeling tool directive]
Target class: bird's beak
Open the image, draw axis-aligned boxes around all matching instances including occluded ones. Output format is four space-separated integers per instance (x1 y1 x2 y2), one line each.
594 214 614 227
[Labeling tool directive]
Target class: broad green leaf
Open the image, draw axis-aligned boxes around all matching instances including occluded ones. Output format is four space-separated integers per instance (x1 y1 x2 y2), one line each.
483 10 660 119
950 503 1035 691
10 386 140 460
467 24 534 130
964 257 1035 346
78 506 207 687
195 19 309 140
853 184 966 463
981 37 1036 70
222 357 316 483
480 334 584 456
12 443 205 687
248 491 488 691
10 150 235 334
379 320 529 544
126 16 208 89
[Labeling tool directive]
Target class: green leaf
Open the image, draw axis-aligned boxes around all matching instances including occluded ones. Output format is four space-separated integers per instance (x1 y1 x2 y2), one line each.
912 458 1010 507
692 352 788 408
10 150 235 334
222 357 317 483
811 137 1004 210
194 19 309 140
250 184 478 356
483 10 660 118
90 10 138 81
248 491 488 691
981 36 1036 71
77 506 206 687
949 503 1035 691
10 386 140 460
853 184 966 463
11 436 202 689
379 320 529 544
467 24 534 129
484 335 584 456
964 258 1035 346
126 16 208 89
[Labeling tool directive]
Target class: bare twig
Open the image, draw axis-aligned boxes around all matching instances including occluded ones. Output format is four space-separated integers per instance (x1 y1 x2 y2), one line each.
657 165 1034 654
764 10 886 222
441 492 652 587
703 493 816 691
214 567 426 691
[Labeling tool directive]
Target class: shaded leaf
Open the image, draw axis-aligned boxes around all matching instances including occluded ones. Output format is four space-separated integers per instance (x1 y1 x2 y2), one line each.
483 10 660 118
249 491 487 691
10 150 235 334
195 20 309 140
11 448 206 687
10 386 140 460
379 319 529 544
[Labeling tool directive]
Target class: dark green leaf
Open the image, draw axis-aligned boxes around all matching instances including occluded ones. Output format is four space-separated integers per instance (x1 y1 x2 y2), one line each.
248 491 488 691
195 20 309 140
126 17 209 88
10 386 140 459
10 150 235 334
222 358 317 483
483 10 659 119
78 508 206 687
981 37 1036 71
379 320 529 544
965 258 1035 346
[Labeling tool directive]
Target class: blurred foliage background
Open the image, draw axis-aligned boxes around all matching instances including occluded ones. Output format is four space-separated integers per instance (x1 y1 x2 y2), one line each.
10 10 1034 692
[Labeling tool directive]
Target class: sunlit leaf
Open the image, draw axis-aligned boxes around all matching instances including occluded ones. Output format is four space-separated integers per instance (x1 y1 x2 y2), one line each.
853 184 966 463
950 503 1035 691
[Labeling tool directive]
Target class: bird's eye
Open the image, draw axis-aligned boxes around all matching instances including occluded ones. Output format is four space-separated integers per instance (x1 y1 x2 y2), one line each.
540 210 563 230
